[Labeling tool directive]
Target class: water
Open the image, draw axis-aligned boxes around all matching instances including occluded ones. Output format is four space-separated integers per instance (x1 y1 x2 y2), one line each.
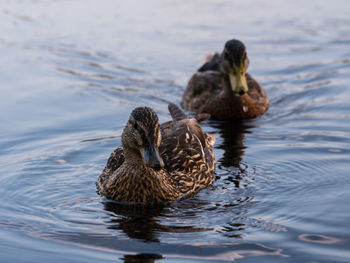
1 0 350 262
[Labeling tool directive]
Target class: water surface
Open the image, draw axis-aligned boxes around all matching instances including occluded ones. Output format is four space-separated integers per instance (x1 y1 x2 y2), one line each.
1 0 350 262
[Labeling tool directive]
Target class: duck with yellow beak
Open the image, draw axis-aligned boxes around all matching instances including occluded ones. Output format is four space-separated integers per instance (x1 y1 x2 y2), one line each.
182 39 269 120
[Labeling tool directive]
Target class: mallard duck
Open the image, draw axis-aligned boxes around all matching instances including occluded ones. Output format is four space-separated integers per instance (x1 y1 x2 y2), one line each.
182 39 269 120
97 104 215 204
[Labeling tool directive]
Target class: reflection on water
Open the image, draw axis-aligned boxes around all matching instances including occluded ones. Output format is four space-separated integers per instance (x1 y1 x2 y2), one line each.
122 253 163 263
104 201 213 242
104 202 165 242
1 0 350 262
298 234 342 245
211 120 253 168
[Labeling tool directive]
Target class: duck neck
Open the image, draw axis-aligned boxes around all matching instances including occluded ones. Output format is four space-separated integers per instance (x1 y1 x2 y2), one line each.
121 147 178 202
123 147 145 168
222 74 234 97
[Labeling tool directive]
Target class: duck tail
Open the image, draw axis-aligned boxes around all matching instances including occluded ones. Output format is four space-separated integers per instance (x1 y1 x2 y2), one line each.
168 103 187 121
194 113 211 123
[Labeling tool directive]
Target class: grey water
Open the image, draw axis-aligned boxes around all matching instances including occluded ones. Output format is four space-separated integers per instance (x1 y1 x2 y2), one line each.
1 0 350 262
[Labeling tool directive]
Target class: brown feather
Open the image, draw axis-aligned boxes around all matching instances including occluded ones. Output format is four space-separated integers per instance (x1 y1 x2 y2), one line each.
182 71 269 120
182 40 269 120
97 104 215 204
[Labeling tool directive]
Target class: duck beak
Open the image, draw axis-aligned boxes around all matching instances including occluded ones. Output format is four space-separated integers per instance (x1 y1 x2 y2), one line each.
142 143 164 171
229 64 248 95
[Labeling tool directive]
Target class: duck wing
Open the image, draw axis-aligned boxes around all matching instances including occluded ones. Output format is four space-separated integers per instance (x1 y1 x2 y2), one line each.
160 104 215 193
246 73 270 110
198 52 222 72
181 70 223 112
97 146 125 192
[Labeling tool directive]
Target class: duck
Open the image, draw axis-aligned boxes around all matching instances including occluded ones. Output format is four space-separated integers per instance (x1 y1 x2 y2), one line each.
97 103 215 204
181 39 269 120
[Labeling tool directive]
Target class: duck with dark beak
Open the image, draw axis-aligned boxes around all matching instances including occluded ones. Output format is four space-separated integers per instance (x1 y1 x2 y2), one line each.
97 104 216 204
142 141 164 171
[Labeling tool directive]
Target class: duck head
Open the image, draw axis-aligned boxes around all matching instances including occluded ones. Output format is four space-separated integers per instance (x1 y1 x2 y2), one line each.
220 39 249 95
122 107 164 170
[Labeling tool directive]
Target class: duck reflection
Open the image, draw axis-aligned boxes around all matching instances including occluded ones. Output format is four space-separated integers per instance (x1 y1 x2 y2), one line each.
207 120 255 238
103 201 211 242
102 121 254 242
121 253 163 263
210 120 254 168
103 202 164 242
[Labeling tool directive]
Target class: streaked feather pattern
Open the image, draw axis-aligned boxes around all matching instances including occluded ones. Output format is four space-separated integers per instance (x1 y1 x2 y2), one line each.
97 104 215 203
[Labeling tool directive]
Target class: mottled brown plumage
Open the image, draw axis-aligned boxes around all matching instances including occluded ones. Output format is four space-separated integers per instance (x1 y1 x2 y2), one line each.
182 39 269 120
97 104 215 204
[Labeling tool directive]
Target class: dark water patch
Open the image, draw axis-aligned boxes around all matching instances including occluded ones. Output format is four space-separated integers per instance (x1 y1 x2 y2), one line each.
299 233 342 245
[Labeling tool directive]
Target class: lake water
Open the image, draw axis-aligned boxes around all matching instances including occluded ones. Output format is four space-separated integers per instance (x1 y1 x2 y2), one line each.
1 0 350 262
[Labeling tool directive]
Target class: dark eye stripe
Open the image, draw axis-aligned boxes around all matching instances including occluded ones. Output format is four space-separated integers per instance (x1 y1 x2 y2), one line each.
130 116 159 145
132 120 147 143
139 128 147 143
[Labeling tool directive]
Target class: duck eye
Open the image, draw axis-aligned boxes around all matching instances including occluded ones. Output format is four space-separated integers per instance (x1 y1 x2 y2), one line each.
132 121 138 130
224 51 229 59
